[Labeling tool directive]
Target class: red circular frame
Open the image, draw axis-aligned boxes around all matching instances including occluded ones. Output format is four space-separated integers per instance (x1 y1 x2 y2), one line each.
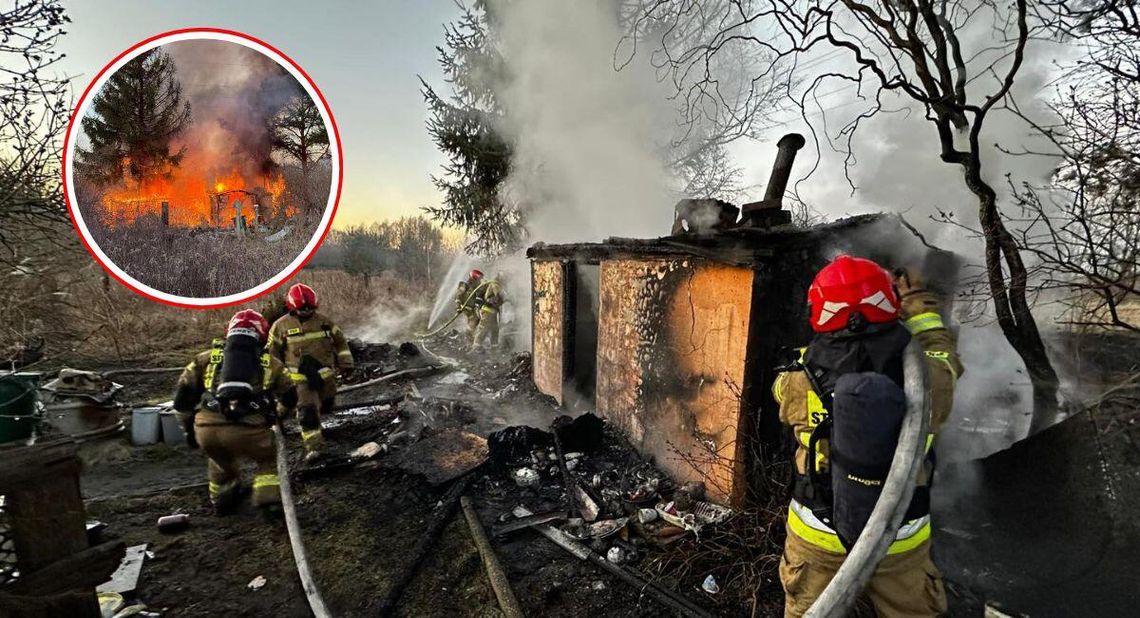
62 27 343 310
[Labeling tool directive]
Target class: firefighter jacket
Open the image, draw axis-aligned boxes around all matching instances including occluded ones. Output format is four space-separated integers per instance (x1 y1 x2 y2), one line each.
772 298 963 555
475 279 504 314
267 312 354 380
173 340 297 428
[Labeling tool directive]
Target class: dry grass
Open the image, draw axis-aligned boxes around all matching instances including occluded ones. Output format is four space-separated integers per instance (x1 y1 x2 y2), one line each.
88 218 317 298
3 240 435 371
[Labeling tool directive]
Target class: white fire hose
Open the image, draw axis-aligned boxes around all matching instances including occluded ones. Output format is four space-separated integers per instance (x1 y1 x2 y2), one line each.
805 340 931 618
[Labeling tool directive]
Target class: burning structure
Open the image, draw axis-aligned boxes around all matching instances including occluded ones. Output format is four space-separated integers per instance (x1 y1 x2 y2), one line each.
528 135 953 507
81 40 302 230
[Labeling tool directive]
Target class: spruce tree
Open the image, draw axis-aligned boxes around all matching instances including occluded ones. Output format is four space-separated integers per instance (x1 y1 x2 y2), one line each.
421 1 517 255
272 96 330 217
76 48 191 186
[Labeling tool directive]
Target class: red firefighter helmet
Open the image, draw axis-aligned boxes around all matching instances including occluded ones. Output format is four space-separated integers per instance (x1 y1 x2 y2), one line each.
285 283 318 312
470 269 484 280
226 310 270 343
807 255 900 333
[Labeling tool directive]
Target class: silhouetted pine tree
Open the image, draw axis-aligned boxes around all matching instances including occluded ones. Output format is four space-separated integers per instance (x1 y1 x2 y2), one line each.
76 48 191 186
420 1 517 255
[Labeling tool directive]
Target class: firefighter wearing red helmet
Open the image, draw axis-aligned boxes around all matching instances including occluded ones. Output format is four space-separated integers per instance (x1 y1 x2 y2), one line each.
771 255 963 617
173 310 297 518
267 283 355 460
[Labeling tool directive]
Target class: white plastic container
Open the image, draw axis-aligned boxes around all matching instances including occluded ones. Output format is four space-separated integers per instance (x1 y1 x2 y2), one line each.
131 407 162 445
160 411 185 446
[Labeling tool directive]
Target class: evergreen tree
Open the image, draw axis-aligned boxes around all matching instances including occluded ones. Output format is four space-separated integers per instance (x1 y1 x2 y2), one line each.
272 95 330 217
421 1 517 255
76 48 191 186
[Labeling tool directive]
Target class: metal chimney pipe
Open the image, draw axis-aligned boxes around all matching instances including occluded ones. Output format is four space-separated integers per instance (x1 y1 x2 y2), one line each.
762 133 807 207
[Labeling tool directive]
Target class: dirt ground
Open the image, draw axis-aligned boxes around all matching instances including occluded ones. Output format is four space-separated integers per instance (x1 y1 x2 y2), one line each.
79 346 736 617
74 331 1140 617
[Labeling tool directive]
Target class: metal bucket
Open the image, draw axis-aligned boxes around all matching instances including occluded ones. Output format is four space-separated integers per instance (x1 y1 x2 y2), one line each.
41 398 122 441
160 411 185 446
0 372 41 444
131 407 162 445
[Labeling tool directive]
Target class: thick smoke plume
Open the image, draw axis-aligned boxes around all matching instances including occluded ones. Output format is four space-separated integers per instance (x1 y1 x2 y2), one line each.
165 40 304 188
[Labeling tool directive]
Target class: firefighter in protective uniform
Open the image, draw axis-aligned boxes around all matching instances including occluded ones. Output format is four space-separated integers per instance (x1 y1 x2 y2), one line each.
470 273 505 351
772 256 963 617
173 310 297 516
455 269 485 337
267 283 354 460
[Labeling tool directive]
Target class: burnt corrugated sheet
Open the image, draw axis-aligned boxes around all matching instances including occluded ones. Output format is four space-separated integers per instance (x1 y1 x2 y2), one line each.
596 258 753 507
532 260 566 404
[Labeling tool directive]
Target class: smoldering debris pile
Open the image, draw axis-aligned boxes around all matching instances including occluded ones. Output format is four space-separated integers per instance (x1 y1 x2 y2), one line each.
346 339 435 380
484 416 733 557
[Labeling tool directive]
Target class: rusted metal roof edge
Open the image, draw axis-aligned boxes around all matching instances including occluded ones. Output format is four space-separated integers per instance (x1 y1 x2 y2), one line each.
526 213 895 268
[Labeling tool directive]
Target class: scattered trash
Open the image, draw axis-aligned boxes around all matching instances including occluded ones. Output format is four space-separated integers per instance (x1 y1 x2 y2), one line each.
264 225 293 242
437 371 470 385
87 519 108 544
145 550 156 560
395 428 488 485
513 467 540 488
98 544 148 594
98 591 124 618
111 605 148 618
564 517 629 541
156 513 190 533
492 510 568 536
592 580 606 591
248 575 267 591
606 546 625 564
488 425 553 467
351 441 385 459
574 484 600 522
552 413 604 452
691 501 733 527
638 508 658 524
702 574 720 595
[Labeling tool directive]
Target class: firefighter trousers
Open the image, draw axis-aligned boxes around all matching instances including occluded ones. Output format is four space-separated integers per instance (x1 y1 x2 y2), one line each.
779 523 947 618
472 307 500 348
295 378 336 452
195 422 280 507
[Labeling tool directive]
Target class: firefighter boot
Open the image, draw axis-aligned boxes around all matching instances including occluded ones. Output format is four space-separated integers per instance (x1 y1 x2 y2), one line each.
212 480 250 517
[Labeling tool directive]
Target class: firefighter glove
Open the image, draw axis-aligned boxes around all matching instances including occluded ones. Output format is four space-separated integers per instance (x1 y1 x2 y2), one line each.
893 268 941 320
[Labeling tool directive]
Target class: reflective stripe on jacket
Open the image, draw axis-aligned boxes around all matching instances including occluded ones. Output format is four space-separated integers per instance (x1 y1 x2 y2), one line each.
773 312 963 554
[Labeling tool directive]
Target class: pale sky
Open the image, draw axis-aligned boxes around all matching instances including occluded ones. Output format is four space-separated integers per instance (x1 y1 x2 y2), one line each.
60 0 463 228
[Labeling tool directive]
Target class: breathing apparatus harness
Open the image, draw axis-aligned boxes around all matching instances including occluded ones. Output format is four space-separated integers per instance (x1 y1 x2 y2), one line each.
782 320 932 549
201 336 277 423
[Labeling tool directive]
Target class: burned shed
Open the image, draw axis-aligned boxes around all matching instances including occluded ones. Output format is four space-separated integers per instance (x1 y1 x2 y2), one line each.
527 135 950 508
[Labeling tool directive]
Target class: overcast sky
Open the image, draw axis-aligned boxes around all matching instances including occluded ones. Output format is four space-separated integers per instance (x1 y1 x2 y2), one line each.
60 1 463 228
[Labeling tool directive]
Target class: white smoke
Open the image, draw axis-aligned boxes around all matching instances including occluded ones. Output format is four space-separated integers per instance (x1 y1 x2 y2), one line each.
491 0 681 244
746 24 1078 452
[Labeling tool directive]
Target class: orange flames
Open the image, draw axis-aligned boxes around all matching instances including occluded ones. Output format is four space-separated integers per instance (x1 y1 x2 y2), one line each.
99 161 288 228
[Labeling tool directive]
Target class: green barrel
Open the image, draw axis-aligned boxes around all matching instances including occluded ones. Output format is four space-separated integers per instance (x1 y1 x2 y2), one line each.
0 372 41 444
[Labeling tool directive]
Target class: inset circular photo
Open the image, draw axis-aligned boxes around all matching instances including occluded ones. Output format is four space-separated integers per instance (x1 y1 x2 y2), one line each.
63 29 341 307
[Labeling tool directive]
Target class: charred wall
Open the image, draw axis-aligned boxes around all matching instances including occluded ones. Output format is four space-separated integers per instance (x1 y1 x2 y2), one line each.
596 258 754 507
532 260 568 404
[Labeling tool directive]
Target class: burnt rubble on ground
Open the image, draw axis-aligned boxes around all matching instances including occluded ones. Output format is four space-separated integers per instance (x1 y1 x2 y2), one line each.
322 345 736 574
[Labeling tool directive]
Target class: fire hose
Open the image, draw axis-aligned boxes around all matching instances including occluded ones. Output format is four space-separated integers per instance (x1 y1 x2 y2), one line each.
273 423 333 618
804 340 930 618
415 281 491 339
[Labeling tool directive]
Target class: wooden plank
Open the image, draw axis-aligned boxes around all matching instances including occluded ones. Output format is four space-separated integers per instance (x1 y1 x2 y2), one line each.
7 468 88 571
0 440 79 490
5 541 124 596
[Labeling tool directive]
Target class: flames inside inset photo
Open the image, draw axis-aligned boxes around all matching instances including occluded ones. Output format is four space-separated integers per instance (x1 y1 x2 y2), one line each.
71 37 335 299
